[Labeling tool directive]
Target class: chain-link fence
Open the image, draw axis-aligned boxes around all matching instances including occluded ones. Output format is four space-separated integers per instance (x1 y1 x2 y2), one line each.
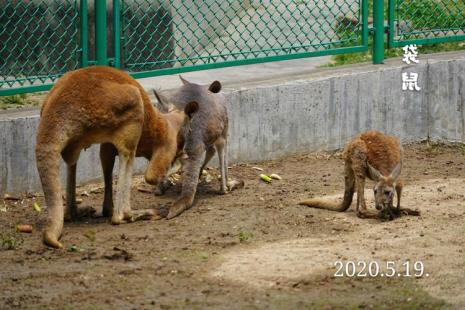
0 0 82 93
1 0 465 96
389 0 465 47
120 0 368 74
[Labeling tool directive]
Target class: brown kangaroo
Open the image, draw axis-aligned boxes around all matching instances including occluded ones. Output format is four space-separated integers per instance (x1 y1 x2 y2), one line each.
299 131 411 219
153 76 230 219
36 66 197 248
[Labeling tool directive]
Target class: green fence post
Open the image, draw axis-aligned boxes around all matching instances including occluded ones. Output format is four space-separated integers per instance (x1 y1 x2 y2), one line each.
112 0 121 68
95 0 107 65
372 0 385 64
80 0 88 67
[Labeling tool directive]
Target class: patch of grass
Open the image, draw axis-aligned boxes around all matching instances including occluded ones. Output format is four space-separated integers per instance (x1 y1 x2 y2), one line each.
238 231 253 243
0 93 28 105
332 44 465 66
0 93 43 110
0 232 23 250
199 252 209 261
83 230 96 243
329 0 465 66
329 41 465 67
401 0 464 31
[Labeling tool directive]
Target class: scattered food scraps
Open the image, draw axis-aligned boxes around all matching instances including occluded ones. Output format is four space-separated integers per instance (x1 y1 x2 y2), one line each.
252 166 264 171
33 202 41 213
16 224 33 233
270 174 282 180
260 174 272 183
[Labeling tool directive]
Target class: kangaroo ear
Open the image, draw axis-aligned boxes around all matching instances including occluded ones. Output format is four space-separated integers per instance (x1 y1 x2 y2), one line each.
367 162 382 181
389 163 402 181
184 101 199 119
153 89 173 113
208 80 221 93
179 75 190 85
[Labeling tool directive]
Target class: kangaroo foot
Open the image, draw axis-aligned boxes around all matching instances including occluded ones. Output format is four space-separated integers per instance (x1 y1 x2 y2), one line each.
356 209 379 219
43 229 63 249
166 201 190 219
111 209 159 224
128 209 162 221
399 207 421 216
227 179 244 192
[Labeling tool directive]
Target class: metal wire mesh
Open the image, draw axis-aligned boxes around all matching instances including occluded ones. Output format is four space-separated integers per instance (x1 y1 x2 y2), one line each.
393 0 465 42
0 0 80 89
121 0 366 72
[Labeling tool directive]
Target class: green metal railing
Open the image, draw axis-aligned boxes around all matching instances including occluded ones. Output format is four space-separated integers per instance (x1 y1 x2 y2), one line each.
0 0 464 96
117 0 369 79
388 0 465 47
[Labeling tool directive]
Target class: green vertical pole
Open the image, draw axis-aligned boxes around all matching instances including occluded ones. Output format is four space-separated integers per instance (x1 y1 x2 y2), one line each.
80 0 88 67
373 0 385 64
112 0 121 68
95 0 107 65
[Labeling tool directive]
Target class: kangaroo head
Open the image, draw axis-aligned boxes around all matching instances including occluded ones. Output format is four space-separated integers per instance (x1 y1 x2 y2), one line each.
179 75 222 93
368 162 401 211
153 89 199 146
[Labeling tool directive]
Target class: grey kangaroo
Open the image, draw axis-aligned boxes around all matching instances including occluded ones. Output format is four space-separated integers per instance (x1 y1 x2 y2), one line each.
153 76 230 219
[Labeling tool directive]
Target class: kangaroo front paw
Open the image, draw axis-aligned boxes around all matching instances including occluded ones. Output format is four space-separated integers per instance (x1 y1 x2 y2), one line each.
154 179 173 196
356 210 366 219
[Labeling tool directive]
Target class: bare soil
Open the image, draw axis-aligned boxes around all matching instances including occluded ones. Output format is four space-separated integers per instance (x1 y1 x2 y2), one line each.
1 142 464 309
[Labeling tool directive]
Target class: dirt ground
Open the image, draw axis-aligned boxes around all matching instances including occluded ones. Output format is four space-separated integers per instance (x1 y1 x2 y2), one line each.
1 142 465 309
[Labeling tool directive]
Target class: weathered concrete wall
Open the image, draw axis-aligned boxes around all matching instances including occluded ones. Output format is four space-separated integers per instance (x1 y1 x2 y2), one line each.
1 56 464 194
225 60 433 162
427 60 465 142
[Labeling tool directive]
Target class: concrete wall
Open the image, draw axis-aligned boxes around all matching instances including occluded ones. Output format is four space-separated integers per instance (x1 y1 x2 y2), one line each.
1 56 464 194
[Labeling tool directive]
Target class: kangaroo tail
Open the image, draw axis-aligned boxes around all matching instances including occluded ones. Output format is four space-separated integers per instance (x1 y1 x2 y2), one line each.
299 198 349 211
36 135 65 248
299 167 355 212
